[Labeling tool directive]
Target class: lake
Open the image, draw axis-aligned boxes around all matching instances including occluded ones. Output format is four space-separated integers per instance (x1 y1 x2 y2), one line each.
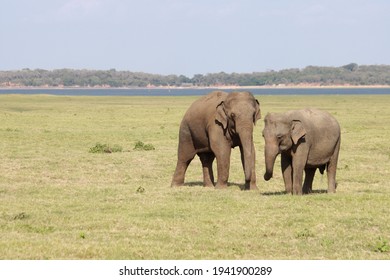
1 87 390 96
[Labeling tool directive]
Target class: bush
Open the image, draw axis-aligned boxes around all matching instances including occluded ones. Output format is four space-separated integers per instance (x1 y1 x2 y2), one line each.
374 237 390 253
89 143 123 153
133 141 155 151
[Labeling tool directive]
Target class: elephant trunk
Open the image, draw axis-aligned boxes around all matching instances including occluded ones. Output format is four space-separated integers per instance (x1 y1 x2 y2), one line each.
238 127 254 183
264 143 279 181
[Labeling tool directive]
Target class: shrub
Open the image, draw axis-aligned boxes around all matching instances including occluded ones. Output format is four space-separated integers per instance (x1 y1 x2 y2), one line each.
13 212 28 220
89 143 123 153
136 186 145 193
374 237 390 253
295 228 314 239
133 141 155 151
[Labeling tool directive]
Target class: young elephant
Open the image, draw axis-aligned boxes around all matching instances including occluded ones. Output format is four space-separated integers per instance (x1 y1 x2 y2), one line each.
171 91 261 190
262 108 340 195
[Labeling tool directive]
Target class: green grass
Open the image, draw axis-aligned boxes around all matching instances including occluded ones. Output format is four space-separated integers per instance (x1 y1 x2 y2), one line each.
0 93 389 259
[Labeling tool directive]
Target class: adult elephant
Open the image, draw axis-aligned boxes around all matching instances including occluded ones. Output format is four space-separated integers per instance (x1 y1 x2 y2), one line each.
262 108 340 195
171 91 261 190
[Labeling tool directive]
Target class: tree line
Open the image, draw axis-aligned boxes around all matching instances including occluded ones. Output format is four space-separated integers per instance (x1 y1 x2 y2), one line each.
1 64 390 88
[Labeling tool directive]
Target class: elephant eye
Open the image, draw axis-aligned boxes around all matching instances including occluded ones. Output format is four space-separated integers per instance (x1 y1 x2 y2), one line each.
277 134 283 140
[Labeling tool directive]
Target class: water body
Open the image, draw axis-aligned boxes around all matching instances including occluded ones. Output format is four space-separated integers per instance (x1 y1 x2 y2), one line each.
0 87 390 96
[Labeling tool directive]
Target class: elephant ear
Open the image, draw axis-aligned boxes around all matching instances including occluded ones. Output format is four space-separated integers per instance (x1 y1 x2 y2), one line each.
215 101 228 129
254 99 261 124
291 120 306 144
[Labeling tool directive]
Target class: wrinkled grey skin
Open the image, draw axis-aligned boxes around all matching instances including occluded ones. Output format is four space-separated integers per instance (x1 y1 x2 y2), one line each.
171 91 261 190
262 108 340 195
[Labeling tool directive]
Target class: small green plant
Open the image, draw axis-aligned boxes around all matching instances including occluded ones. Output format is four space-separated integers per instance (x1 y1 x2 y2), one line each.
133 141 155 151
296 228 314 239
110 144 123 153
13 212 28 220
89 143 123 153
321 238 334 248
6 128 20 132
136 186 145 193
80 232 86 239
374 237 390 253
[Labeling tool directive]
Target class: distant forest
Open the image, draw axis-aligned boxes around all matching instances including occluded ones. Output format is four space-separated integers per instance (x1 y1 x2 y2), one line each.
1 63 390 87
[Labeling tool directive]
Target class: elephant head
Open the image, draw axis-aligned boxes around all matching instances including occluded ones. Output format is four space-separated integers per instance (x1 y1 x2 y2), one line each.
262 113 306 181
215 92 261 183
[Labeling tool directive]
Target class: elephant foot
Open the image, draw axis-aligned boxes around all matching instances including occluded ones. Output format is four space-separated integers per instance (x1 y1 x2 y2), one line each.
244 181 258 191
327 182 337 193
215 183 228 189
302 186 312 194
285 185 292 194
264 173 272 181
292 188 303 195
171 180 184 188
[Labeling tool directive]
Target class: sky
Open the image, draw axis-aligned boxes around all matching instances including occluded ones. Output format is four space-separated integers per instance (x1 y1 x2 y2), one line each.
1 0 389 77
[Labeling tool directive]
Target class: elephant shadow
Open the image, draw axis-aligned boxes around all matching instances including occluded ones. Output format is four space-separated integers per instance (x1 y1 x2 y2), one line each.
183 181 206 187
183 181 247 190
182 182 328 195
261 191 287 196
261 189 328 196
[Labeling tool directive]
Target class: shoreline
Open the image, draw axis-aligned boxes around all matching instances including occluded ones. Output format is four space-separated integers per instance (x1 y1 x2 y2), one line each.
1 84 390 90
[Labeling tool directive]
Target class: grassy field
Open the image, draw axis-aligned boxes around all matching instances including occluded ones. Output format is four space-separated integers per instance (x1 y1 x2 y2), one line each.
0 93 389 260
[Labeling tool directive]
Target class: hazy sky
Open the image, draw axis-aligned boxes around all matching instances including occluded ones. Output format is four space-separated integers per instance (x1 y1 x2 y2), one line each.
1 0 389 76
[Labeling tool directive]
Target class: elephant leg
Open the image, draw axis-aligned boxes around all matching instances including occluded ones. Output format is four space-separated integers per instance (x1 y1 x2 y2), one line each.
326 139 340 193
281 153 293 194
291 144 311 195
198 152 215 187
211 144 231 189
171 158 193 187
292 168 304 195
239 144 258 190
171 139 196 187
292 155 307 195
303 167 316 194
215 152 231 189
